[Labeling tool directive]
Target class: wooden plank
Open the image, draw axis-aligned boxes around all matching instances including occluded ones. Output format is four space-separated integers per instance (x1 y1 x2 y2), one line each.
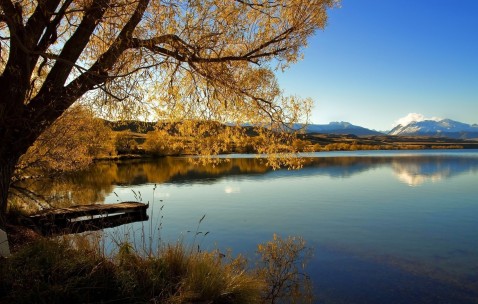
29 202 148 221
39 213 150 236
29 202 149 236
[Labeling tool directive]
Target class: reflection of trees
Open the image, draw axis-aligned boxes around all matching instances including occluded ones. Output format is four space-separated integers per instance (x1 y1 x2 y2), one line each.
12 158 271 210
12 154 478 210
13 163 118 210
115 158 271 184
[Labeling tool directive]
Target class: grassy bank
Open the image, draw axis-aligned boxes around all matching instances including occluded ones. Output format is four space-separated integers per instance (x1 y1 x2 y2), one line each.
0 233 312 304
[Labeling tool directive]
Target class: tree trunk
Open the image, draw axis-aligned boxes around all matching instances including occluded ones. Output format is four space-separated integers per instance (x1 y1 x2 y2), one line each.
0 95 68 227
0 155 18 228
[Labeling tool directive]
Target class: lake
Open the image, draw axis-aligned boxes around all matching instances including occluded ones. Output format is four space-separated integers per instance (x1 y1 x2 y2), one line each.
21 150 478 303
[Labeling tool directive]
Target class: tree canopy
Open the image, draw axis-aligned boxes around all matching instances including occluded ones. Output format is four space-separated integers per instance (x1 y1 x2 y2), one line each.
0 0 337 218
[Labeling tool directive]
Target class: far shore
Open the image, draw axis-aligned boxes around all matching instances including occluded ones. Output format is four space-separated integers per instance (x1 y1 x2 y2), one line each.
98 133 478 162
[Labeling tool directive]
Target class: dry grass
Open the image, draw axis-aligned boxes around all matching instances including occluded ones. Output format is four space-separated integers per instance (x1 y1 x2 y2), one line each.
0 237 266 303
1 203 312 304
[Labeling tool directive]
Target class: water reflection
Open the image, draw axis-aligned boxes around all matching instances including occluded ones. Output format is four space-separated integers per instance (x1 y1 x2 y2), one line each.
13 151 478 209
224 185 241 194
390 156 478 186
11 150 478 303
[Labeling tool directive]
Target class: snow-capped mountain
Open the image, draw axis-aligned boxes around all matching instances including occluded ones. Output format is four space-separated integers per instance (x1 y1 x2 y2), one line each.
301 122 383 136
389 119 478 139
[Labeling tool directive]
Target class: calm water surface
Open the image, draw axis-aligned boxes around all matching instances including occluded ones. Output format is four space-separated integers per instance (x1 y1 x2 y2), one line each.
24 150 478 303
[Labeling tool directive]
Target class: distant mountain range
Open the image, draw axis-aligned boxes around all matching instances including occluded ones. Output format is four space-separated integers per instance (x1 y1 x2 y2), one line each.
389 119 478 139
106 118 478 140
299 119 478 139
299 122 383 136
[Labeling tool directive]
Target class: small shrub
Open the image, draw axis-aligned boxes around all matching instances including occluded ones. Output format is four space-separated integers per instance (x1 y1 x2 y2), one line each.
173 251 263 304
256 234 314 304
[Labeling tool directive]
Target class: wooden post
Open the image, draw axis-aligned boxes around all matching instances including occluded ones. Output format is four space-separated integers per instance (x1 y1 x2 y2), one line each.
0 228 10 257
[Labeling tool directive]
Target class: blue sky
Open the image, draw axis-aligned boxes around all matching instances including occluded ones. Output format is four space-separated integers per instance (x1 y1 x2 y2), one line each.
277 0 478 131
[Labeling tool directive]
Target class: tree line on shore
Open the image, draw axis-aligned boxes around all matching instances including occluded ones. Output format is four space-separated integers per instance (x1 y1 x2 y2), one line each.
17 105 468 183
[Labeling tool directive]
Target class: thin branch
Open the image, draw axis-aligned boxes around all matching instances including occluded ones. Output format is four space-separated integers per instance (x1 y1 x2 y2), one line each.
61 0 151 100
24 0 62 52
33 0 74 70
37 0 110 94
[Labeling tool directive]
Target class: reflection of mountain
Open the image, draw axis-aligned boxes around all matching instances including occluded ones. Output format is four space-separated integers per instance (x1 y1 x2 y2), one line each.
265 154 478 184
393 168 445 186
391 156 478 186
16 152 478 208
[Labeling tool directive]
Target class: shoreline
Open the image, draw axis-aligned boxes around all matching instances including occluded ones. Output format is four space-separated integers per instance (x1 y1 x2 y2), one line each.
94 143 478 162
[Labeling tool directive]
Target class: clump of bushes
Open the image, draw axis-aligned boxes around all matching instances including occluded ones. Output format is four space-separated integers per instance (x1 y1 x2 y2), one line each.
0 238 118 303
0 234 312 303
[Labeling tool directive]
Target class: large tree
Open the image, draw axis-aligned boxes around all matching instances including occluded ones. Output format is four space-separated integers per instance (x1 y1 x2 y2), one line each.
0 0 336 221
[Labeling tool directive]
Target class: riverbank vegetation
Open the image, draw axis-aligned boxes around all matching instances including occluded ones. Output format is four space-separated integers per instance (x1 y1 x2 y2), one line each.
16 112 476 180
112 120 476 158
0 232 312 304
9 111 477 210
7 110 477 215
